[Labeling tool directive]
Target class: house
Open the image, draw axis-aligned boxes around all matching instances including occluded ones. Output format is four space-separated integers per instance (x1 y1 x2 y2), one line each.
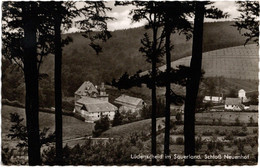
114 94 146 114
203 96 223 103
74 81 109 103
75 97 118 122
224 98 244 111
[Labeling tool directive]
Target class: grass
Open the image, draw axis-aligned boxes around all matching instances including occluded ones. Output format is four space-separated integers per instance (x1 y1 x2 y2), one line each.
1 105 94 147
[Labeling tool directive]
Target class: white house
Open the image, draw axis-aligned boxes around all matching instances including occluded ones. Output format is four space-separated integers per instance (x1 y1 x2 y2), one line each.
225 98 244 111
203 96 223 103
114 94 146 114
75 97 118 122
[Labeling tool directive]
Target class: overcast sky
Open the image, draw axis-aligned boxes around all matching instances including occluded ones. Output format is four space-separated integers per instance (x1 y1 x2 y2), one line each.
67 1 241 33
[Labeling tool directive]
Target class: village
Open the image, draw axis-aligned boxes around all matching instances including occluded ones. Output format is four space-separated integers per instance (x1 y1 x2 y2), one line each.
73 81 258 124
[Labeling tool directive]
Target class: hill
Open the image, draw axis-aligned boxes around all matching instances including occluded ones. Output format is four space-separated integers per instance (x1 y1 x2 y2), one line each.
38 21 251 97
1 105 94 148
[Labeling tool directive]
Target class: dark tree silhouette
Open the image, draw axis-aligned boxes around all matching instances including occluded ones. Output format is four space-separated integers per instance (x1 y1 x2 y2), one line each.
183 2 228 165
233 1 259 45
159 2 193 165
127 2 166 164
53 2 63 165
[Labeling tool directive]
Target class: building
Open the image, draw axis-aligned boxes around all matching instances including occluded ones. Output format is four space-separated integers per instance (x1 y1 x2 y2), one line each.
203 96 223 103
75 97 118 122
238 89 248 103
114 94 146 113
74 81 109 103
224 98 244 111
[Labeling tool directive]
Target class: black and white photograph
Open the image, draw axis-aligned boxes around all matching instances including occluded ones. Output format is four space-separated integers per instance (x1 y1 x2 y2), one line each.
1 0 259 166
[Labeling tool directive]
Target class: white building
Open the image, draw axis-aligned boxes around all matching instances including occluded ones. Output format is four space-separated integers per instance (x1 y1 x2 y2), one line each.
225 98 244 111
203 96 223 103
238 89 249 103
75 97 118 122
114 94 146 114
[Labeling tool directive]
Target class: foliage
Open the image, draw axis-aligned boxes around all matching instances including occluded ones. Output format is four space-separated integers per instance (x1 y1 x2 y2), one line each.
233 1 259 45
176 112 182 122
92 115 110 137
176 137 184 145
42 133 150 165
139 98 166 119
195 135 203 152
112 111 123 127
7 113 55 148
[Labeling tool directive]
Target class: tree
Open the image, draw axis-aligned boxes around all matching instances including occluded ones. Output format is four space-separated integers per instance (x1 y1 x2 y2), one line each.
183 2 228 165
2 1 112 165
112 111 123 126
92 116 110 137
233 1 259 45
116 2 166 164
159 2 193 165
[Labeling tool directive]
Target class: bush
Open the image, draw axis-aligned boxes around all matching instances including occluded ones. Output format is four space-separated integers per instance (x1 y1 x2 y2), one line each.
235 117 240 126
195 135 203 152
219 130 227 136
176 137 184 145
224 133 234 141
202 130 213 136
253 128 258 134
241 124 247 132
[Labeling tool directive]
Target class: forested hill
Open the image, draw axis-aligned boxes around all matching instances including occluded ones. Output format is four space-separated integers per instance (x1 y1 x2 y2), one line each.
3 21 251 99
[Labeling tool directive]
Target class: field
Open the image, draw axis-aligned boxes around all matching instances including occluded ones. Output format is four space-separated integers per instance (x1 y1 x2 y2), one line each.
141 44 258 81
1 105 94 148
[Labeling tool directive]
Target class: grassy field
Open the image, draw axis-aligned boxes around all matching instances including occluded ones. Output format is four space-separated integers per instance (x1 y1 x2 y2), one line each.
1 105 94 147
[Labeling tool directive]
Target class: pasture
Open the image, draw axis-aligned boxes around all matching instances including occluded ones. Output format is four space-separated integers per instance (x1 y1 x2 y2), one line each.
1 105 94 147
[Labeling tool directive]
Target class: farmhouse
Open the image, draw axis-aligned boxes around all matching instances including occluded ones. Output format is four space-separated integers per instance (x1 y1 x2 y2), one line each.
114 94 146 113
224 98 244 111
203 96 223 103
75 97 118 122
74 81 109 103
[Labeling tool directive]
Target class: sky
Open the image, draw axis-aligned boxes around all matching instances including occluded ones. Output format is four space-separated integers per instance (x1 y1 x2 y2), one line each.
67 1 241 33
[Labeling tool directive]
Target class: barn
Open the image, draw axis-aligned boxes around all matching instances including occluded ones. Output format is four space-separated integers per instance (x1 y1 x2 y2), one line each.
114 94 146 114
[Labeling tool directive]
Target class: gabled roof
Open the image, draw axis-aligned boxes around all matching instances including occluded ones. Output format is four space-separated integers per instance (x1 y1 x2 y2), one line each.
114 94 143 107
76 97 117 112
75 81 98 96
225 98 241 105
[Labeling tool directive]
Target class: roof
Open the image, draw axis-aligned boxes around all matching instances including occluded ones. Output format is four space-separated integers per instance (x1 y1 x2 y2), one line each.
75 81 98 96
114 94 143 107
225 98 241 105
76 97 117 112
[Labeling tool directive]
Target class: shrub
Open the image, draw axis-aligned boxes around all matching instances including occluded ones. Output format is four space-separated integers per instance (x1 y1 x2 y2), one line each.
176 137 184 145
214 129 220 135
235 117 240 126
224 133 234 141
195 135 203 152
241 124 247 132
219 130 226 136
176 112 182 122
202 130 213 136
217 118 222 125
